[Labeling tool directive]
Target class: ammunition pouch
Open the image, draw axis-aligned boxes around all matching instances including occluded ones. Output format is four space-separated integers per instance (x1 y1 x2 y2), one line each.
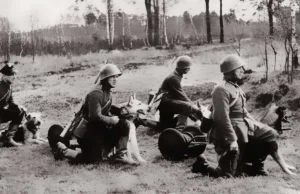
73 118 89 139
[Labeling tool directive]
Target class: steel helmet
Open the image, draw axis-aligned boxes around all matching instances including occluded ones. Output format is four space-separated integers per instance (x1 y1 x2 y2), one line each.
220 54 245 73
99 64 122 81
176 55 194 69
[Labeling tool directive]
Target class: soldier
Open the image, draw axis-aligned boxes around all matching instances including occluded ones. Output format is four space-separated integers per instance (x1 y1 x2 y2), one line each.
192 54 278 177
0 62 26 147
157 56 203 130
57 64 135 164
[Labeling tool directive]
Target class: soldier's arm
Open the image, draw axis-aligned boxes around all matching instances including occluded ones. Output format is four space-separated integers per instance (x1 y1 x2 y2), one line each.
212 86 237 145
168 76 191 102
87 92 118 126
8 94 19 108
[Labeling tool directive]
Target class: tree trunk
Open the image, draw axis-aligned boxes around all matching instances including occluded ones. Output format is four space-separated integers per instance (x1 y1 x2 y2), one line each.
264 37 268 81
162 0 169 46
205 0 212 43
6 30 11 61
122 12 126 49
153 0 160 46
189 14 200 45
31 30 35 63
267 0 274 36
291 1 298 74
128 15 133 49
106 0 114 50
145 0 153 46
219 0 224 43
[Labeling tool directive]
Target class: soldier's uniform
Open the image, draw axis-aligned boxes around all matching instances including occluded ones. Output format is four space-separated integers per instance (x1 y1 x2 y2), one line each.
193 54 278 177
57 64 134 164
0 63 25 146
158 56 202 130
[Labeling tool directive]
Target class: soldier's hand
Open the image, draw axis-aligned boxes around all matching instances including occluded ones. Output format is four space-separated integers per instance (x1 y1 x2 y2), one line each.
229 141 238 151
18 105 27 112
111 116 119 124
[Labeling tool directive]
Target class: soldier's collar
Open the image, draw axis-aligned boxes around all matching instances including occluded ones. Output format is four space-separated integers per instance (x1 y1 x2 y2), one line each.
226 81 240 88
174 70 183 78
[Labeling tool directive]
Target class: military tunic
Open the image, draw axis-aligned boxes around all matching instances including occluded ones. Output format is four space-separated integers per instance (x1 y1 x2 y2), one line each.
0 80 24 137
158 70 202 130
211 81 277 154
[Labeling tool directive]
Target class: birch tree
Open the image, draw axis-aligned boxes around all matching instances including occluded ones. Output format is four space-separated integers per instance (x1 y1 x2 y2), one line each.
106 0 114 50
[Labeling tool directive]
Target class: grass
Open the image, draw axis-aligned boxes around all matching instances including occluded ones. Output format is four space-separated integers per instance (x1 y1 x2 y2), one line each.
0 39 300 194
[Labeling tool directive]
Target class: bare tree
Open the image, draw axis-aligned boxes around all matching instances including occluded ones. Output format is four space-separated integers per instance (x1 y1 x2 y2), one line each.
106 0 115 50
29 13 39 63
145 0 153 46
220 0 224 43
205 0 212 43
153 0 160 46
19 32 28 57
162 0 169 46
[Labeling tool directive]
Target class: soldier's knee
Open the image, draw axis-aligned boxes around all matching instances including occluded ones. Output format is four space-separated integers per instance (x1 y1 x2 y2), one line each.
116 119 131 136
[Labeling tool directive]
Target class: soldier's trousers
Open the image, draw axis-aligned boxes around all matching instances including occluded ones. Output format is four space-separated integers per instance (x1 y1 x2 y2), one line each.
0 106 25 138
158 99 202 130
64 119 131 164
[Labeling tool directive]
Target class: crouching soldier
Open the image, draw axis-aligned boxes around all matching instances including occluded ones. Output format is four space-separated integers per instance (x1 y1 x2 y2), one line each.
158 56 203 130
56 64 135 164
0 62 26 146
192 54 278 177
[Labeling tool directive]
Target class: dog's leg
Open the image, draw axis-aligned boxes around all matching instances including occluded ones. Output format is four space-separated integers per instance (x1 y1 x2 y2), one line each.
26 138 44 144
125 126 136 163
285 164 296 170
37 137 48 143
270 150 297 176
129 123 146 164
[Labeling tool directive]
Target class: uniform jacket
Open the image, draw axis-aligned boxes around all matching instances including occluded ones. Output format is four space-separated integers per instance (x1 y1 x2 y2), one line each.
159 70 190 102
0 80 18 111
211 81 252 147
82 84 117 128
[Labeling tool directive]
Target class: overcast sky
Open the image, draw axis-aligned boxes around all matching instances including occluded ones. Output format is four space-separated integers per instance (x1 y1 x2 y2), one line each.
0 0 255 31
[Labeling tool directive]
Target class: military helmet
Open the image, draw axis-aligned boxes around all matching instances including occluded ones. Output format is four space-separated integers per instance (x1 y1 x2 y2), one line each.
176 55 194 69
220 54 245 73
99 64 122 81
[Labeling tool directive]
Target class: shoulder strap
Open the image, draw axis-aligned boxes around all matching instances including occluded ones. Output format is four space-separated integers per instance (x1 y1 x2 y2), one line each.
229 87 240 108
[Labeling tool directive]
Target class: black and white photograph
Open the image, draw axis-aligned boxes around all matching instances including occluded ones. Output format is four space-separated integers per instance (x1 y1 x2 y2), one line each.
0 0 299 193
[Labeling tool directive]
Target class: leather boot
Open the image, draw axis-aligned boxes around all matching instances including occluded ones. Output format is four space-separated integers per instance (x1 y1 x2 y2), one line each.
57 142 80 159
113 136 137 165
252 162 268 176
219 149 239 178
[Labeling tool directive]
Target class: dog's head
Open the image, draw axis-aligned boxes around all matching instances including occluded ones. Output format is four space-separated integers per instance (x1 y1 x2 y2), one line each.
260 103 292 133
119 94 149 118
25 112 42 135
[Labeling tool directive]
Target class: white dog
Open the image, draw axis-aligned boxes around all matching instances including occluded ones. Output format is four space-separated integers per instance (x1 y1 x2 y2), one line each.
117 94 148 164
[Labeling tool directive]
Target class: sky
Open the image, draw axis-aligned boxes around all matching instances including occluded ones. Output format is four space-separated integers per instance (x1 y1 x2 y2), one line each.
0 0 256 31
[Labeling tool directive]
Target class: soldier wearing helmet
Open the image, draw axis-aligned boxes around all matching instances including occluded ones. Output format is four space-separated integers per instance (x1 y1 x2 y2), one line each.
157 56 203 130
193 54 278 177
57 64 135 164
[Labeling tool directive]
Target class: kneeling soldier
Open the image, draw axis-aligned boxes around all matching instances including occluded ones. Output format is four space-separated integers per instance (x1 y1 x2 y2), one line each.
57 64 135 164
158 56 203 130
192 54 278 177
0 62 26 147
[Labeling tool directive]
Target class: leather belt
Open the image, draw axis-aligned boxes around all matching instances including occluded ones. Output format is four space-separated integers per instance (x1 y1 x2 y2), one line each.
230 112 247 118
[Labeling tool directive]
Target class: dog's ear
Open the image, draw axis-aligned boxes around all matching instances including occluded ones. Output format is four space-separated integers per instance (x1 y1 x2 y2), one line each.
133 93 136 100
128 96 133 106
26 114 32 121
